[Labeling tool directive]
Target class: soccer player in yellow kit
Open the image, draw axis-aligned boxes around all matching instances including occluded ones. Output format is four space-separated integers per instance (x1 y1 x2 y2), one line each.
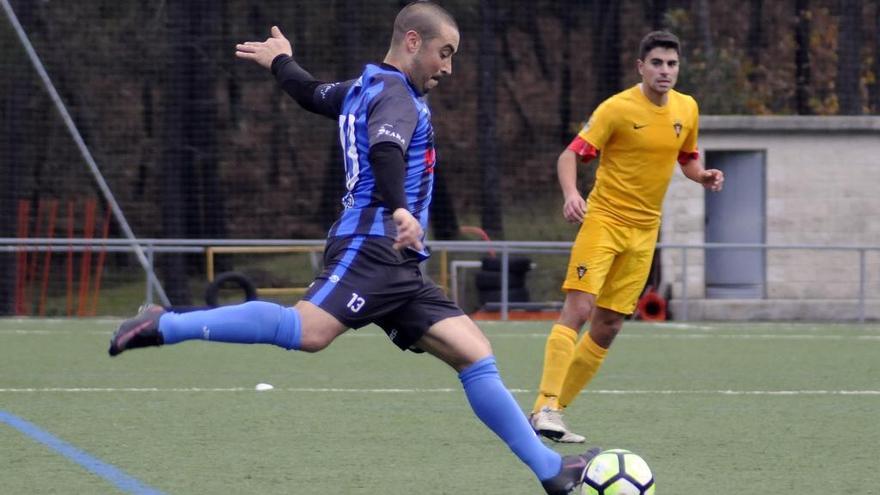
530 31 724 443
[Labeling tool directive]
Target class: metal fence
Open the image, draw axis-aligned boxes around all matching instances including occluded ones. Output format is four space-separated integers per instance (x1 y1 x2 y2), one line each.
3 238 878 322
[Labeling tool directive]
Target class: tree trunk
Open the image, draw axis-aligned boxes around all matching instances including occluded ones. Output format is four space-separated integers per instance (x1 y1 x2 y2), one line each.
318 0 357 232
478 0 504 239
558 0 575 146
592 1 622 109
429 171 459 240
696 0 715 59
160 0 196 305
189 0 225 245
794 0 812 114
836 0 863 115
651 0 668 30
747 0 763 83
0 0 34 314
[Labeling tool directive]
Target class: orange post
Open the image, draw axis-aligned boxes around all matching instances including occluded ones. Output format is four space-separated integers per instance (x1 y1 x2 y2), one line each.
76 198 96 317
66 200 75 317
89 206 112 316
15 200 30 315
38 200 59 316
24 199 45 314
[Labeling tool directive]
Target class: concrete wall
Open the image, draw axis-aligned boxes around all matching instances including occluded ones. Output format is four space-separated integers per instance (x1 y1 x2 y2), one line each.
660 116 880 321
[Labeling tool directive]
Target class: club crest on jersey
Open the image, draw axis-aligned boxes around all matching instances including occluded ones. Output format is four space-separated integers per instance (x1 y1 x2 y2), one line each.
576 264 588 280
673 119 683 137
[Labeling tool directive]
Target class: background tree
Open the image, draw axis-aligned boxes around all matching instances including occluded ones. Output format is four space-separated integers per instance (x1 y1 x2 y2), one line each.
794 0 813 114
591 0 622 109
0 0 35 315
478 0 503 239
160 0 224 304
836 0 863 114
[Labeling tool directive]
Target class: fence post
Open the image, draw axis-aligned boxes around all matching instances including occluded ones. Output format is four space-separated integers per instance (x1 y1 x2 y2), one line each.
145 245 155 306
858 249 866 323
681 247 689 321
501 246 509 321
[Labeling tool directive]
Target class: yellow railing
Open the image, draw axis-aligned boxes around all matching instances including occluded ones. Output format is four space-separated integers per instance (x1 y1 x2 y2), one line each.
205 245 324 298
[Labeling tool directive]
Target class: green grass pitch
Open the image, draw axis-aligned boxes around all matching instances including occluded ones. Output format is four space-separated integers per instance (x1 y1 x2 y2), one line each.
2 318 879 494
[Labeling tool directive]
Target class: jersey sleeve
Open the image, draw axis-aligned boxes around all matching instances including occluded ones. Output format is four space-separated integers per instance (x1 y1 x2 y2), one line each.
677 97 700 164
567 135 599 161
366 79 418 151
577 100 616 151
272 54 354 119
312 81 355 118
679 96 699 154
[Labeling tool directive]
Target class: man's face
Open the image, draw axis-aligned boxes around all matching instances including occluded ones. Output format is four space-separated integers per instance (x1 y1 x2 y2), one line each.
637 47 679 94
411 23 459 94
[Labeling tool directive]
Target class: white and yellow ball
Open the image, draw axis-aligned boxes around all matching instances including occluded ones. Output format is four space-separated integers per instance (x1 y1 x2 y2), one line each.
583 449 655 495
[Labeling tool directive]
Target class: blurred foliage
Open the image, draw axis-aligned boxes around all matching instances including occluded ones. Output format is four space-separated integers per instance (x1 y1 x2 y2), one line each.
1 0 878 244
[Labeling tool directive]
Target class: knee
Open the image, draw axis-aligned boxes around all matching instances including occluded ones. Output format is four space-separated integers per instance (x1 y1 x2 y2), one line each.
591 314 624 347
562 298 594 328
474 338 494 362
296 330 333 353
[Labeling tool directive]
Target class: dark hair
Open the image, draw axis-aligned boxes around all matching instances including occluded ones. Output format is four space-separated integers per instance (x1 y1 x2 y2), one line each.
638 31 681 60
391 1 458 45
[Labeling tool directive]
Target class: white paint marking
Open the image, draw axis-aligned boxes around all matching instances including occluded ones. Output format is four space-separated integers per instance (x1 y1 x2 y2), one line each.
3 329 880 341
0 387 878 396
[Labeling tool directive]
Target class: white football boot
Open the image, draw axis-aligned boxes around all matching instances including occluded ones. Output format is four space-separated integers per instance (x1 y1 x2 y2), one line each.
529 407 586 443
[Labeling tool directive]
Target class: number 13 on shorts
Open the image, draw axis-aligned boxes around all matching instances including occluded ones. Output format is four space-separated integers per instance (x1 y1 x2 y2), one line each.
347 293 366 313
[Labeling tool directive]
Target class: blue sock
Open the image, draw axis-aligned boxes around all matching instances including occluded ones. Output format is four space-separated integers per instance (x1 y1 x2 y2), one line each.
158 301 301 350
459 356 562 481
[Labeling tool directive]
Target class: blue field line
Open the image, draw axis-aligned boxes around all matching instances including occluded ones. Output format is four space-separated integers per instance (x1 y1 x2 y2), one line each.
0 410 167 495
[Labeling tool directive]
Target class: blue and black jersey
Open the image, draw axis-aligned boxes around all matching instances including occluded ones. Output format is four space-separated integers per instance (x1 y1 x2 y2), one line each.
273 57 435 259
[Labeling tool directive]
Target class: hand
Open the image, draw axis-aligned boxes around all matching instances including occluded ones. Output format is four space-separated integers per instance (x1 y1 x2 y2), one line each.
392 208 424 251
700 169 724 192
235 26 293 69
562 193 586 223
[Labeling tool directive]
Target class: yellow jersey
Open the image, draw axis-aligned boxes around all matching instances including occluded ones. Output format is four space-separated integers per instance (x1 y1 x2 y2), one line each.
577 85 699 229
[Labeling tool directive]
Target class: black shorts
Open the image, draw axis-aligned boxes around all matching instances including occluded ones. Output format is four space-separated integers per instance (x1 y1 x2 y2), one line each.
303 235 464 351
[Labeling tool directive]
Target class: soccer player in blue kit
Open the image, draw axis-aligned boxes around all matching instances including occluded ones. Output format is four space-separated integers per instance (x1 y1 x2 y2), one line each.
108 2 596 493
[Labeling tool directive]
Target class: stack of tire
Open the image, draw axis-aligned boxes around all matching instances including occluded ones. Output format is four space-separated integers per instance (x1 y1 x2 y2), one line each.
475 256 531 307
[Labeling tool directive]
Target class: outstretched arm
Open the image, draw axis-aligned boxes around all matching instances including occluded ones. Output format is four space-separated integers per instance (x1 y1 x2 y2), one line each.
235 25 292 69
236 26 350 118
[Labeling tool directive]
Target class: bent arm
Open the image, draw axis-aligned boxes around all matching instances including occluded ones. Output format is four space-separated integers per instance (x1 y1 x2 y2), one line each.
679 154 724 192
369 142 408 212
557 149 580 199
557 135 599 223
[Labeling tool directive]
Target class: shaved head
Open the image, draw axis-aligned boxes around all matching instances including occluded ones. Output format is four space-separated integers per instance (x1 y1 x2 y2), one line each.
391 1 458 45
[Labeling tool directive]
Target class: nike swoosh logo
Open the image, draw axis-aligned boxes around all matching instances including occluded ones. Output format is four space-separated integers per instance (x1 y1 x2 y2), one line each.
633 123 648 129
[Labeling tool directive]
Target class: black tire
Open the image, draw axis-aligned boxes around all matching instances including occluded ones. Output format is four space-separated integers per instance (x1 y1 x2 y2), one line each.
477 287 530 304
474 270 527 290
480 256 532 273
205 272 258 307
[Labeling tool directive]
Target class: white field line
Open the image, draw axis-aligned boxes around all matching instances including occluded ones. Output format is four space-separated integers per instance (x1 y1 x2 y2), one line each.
2 329 880 340
0 387 878 396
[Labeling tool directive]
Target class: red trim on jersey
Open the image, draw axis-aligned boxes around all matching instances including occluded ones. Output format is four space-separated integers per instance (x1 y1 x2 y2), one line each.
677 148 700 165
567 135 599 161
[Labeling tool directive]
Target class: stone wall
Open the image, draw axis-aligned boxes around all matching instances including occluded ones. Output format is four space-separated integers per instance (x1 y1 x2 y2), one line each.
660 116 880 321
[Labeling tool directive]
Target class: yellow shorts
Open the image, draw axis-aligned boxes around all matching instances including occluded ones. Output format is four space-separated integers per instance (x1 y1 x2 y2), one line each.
562 215 658 315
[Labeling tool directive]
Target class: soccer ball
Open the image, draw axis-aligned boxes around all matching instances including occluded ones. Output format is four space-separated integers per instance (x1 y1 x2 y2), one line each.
582 449 655 495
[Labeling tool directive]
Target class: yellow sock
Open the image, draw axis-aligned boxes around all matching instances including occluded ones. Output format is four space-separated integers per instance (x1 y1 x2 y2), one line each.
532 324 578 413
558 332 608 409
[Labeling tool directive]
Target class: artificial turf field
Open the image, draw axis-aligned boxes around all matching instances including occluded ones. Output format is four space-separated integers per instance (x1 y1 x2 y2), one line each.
1 318 878 494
